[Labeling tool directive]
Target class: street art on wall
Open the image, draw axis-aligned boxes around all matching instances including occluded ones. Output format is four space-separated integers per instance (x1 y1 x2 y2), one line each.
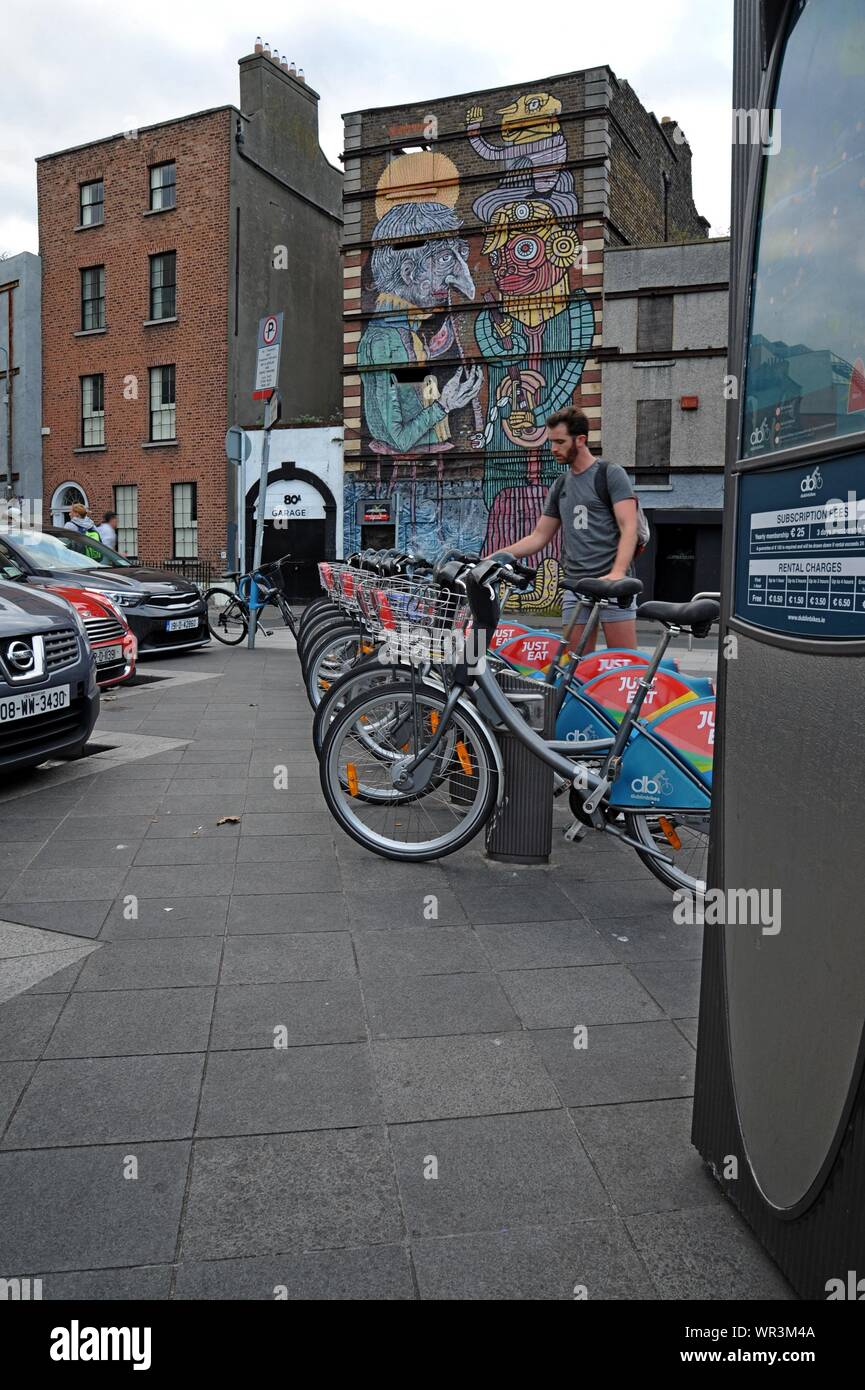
348 96 596 608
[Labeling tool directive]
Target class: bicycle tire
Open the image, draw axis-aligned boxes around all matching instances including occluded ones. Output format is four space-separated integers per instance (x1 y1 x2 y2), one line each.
304 624 369 709
312 656 413 756
299 597 339 634
298 609 352 668
624 811 710 895
204 588 248 645
319 679 499 861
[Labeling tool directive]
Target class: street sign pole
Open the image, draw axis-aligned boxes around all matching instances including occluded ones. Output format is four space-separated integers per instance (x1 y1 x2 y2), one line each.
248 390 281 650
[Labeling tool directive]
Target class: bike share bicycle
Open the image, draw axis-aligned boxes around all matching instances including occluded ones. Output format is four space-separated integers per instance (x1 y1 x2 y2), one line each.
317 553 718 893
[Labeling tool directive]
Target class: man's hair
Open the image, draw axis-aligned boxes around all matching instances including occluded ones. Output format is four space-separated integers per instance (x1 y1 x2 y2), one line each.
547 408 590 440
103 511 117 523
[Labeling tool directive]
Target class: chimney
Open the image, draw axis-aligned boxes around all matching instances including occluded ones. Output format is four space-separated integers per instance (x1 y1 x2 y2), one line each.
263 39 271 58
288 59 297 77
254 35 263 54
297 68 305 83
271 48 280 65
280 56 288 72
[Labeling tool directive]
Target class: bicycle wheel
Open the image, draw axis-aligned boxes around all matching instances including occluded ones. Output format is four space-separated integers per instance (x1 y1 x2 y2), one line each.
204 588 247 645
624 811 710 894
298 609 350 668
319 679 499 861
304 625 370 709
299 597 339 634
312 658 416 756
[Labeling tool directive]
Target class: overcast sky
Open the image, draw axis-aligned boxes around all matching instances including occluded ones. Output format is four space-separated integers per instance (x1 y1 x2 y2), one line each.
1 0 734 255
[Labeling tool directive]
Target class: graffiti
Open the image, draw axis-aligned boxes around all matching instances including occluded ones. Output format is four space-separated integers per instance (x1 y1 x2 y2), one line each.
350 90 597 598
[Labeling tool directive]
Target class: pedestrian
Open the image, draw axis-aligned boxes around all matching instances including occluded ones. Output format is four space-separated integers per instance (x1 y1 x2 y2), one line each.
502 407 642 653
64 501 103 560
98 510 118 550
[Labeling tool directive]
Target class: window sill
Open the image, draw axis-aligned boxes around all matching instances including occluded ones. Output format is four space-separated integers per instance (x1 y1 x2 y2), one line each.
73 328 107 337
143 316 178 327
73 445 107 453
143 206 176 217
141 439 179 448
74 222 104 232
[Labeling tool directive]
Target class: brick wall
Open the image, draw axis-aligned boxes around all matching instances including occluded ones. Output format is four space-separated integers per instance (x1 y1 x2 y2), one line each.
38 110 232 565
608 76 710 246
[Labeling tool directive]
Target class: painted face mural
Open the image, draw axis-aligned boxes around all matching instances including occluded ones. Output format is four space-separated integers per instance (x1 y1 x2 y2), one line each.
346 92 597 597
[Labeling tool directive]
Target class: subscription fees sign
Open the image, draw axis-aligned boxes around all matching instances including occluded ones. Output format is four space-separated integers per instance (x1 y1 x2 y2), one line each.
735 451 865 640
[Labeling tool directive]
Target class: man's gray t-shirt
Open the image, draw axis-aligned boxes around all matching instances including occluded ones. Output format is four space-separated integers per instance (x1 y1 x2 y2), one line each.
542 460 635 588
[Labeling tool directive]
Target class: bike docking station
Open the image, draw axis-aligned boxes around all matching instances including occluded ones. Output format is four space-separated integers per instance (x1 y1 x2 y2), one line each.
692 0 865 1300
483 668 557 864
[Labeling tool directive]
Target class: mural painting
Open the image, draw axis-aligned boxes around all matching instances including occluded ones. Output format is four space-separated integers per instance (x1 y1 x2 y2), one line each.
348 88 597 608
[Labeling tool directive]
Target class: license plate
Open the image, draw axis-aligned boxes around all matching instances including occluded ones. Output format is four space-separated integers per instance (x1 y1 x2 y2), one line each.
95 644 123 666
166 617 200 633
0 685 70 724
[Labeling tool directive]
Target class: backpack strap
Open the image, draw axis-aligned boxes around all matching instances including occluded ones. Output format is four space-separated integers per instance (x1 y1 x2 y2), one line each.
593 460 614 516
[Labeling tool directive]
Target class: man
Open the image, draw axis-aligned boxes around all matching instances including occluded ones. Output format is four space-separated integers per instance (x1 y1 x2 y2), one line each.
98 510 118 549
504 408 639 652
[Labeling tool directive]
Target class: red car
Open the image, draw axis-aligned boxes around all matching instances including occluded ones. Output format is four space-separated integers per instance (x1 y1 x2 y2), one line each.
47 585 137 688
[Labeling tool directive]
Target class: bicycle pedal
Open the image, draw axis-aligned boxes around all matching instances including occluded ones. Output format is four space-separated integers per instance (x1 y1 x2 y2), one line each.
564 821 589 843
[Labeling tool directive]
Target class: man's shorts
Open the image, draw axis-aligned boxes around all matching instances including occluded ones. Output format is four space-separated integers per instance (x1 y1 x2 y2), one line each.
562 587 637 627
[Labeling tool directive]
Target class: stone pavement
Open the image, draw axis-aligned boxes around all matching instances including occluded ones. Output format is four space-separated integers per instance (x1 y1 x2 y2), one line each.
0 633 793 1301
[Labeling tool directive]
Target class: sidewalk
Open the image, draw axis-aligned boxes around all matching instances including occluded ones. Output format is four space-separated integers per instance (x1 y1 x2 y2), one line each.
0 634 791 1300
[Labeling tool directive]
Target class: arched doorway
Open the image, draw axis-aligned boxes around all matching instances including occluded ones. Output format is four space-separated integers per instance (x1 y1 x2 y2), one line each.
245 464 337 600
51 482 89 528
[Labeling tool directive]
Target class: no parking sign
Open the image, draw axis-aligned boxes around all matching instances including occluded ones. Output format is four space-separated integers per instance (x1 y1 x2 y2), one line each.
253 312 283 399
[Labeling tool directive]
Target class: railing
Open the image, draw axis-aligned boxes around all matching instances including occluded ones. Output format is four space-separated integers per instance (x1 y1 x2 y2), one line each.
132 556 214 587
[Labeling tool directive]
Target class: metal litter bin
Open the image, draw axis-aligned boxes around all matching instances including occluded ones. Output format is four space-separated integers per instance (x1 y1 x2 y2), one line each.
485 670 557 864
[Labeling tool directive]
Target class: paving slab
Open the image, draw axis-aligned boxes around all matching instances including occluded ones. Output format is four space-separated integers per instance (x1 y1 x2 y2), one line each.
210 980 365 1049
174 1246 415 1300
196 1043 382 1136
373 1034 561 1123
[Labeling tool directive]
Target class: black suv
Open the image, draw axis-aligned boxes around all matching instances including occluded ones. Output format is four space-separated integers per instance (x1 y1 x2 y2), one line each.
0 580 99 772
0 528 209 657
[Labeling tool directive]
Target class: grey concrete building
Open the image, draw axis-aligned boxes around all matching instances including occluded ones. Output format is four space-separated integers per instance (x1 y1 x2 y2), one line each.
0 251 42 510
601 237 729 600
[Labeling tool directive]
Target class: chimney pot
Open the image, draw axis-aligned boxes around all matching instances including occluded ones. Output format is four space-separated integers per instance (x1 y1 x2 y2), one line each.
288 59 297 76
254 35 263 54
280 56 288 72
271 48 280 63
297 68 305 83
263 40 271 57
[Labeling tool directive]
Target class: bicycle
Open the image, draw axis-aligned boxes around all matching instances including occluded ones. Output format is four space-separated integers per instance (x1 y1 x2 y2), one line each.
203 556 301 646
318 554 718 894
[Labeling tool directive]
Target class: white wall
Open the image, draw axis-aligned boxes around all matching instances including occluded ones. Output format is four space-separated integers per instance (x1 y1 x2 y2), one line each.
240 425 343 560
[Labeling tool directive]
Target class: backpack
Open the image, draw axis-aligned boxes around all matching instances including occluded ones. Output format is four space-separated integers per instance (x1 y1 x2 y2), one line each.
552 462 650 558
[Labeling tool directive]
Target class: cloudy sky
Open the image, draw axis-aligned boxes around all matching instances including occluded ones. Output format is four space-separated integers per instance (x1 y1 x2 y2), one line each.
1 0 734 255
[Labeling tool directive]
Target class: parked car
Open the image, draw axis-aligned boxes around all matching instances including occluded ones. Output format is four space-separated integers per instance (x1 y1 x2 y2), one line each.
45 585 137 689
0 579 99 773
0 528 209 657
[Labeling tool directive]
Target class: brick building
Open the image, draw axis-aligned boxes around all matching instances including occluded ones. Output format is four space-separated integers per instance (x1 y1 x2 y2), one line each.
342 66 709 605
37 46 342 571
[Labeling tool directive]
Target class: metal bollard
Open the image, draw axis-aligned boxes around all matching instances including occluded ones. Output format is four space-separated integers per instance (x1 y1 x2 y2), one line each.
485 672 556 865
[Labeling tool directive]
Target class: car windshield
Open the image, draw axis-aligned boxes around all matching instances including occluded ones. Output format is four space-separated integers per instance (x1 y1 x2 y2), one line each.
5 529 109 572
48 530 133 567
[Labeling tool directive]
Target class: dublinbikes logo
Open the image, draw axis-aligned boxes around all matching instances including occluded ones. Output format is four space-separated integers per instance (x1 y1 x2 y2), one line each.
630 769 673 798
800 465 823 497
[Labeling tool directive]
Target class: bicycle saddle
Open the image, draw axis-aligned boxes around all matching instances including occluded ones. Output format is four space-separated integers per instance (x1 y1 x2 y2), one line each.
220 570 241 580
637 598 720 638
574 577 643 605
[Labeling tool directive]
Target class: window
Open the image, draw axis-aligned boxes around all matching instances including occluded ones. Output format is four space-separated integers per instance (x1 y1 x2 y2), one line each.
149 162 176 211
113 485 139 558
635 399 672 475
742 0 865 457
149 365 176 441
81 375 105 447
149 252 176 320
79 180 104 227
637 295 674 353
81 265 105 330
172 483 198 558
